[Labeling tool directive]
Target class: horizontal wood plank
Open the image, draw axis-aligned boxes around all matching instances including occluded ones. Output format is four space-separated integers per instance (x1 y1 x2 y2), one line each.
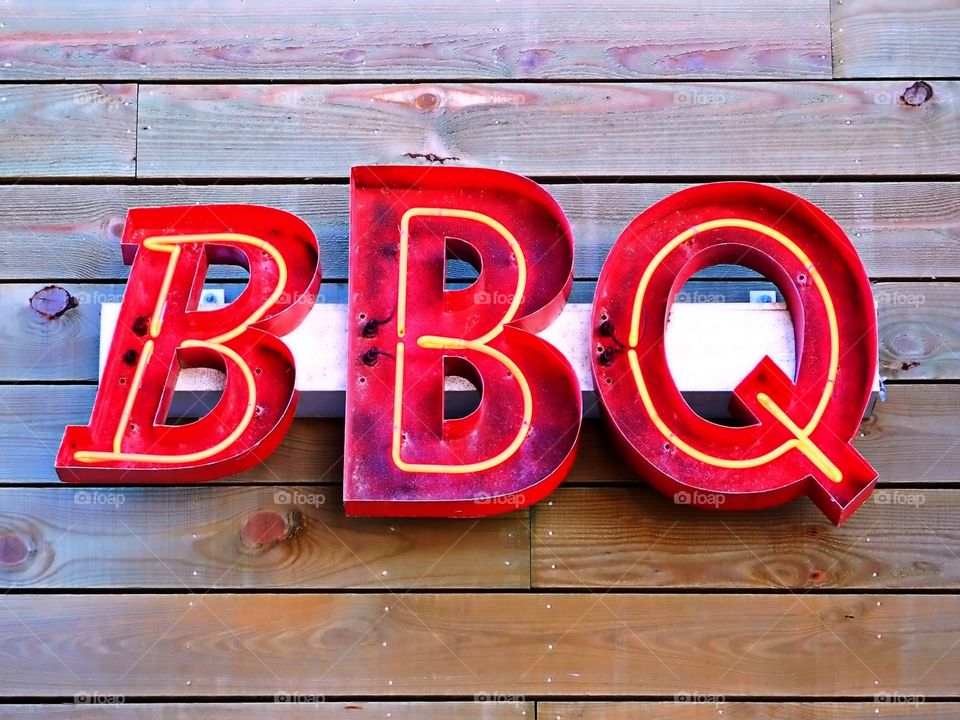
137 82 960 178
1 182 957 281
0 0 830 81
878 283 960 380
0 384 346 483
2 280 947 383
542 702 950 719
0 384 954 485
0 593 956 696
0 702 531 718
0 84 136 178
532 487 958 589
0 283 348 383
571 383 960 486
833 0 960 78
0 486 528 589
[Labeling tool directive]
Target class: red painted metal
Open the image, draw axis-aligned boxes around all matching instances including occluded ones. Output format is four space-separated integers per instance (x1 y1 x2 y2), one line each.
56 205 321 483
344 166 581 516
591 182 878 524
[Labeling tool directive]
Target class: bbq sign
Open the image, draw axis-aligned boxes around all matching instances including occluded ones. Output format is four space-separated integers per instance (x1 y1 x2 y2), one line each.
56 167 879 524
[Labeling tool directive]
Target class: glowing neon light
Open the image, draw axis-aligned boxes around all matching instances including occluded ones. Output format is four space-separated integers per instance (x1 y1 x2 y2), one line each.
142 233 290 344
391 207 531 474
74 340 258 465
626 218 842 480
73 232 288 466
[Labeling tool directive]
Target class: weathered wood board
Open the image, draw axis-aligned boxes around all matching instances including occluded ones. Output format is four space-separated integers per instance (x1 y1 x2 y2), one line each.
832 0 960 78
1 183 957 280
0 593 956 696
136 82 960 178
0 0 831 80
0 486 529 589
2 483 957 591
532 488 958 589
0 703 532 719
0 84 136 178
542 702 951 719
0 279 944 384
0 385 955 484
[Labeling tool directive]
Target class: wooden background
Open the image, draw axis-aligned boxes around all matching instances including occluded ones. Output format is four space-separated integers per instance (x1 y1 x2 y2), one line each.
0 0 958 717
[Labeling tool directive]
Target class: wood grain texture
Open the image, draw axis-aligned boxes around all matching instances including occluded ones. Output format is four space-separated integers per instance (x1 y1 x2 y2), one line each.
0 282 348 383
0 593 957 696
0 702 532 719
1 182 957 281
542 702 951 719
136 82 960 178
0 0 830 81
0 384 347 483
833 0 960 78
0 284 106 383
532 488 958 589
0 486 528 589
569 383 960 486
0 280 948 383
0 84 136 178
0 384 953 484
878 283 960 380
855 384 960 485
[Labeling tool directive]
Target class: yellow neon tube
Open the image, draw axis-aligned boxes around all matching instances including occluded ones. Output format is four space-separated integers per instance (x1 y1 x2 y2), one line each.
626 218 842 481
392 208 532 474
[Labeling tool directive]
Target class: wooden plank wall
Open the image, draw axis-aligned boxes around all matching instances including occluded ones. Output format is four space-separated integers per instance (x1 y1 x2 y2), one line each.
0 0 957 717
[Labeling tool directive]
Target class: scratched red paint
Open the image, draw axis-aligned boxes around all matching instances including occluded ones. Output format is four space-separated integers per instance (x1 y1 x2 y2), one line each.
56 205 321 483
53 171 879 524
591 182 878 524
343 166 582 516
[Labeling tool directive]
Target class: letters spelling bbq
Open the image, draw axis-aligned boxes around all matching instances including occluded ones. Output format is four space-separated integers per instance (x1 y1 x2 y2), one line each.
55 167 879 525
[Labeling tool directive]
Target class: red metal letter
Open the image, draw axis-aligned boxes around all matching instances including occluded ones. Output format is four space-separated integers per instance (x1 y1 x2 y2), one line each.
57 205 321 482
592 183 878 524
345 166 581 516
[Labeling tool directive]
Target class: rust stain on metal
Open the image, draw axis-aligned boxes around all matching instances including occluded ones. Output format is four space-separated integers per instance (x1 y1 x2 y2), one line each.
900 81 933 107
29 285 78 319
